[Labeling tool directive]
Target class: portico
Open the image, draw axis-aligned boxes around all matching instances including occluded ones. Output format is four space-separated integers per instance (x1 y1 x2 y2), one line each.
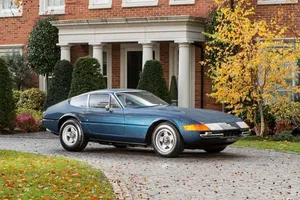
51 16 206 108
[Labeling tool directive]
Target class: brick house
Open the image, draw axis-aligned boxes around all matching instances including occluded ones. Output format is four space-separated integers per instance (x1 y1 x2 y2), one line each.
0 0 298 109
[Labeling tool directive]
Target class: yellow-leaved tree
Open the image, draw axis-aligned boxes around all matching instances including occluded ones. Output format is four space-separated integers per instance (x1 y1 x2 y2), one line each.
204 0 300 136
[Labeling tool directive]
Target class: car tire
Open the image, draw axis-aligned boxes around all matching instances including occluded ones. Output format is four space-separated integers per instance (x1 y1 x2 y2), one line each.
59 119 88 152
152 122 184 158
203 146 226 153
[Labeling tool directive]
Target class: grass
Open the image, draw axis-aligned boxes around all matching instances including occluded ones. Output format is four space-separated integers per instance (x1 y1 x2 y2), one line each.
0 150 115 199
234 139 300 154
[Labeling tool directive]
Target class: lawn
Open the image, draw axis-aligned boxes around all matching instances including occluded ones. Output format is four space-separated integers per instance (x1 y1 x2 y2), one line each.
0 150 115 199
234 139 300 154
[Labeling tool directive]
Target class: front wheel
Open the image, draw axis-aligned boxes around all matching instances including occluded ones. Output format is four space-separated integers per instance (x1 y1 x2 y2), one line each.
60 119 88 152
204 146 226 153
152 122 184 158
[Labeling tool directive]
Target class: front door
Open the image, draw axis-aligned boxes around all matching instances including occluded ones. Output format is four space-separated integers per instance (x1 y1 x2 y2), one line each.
127 51 142 89
85 93 124 139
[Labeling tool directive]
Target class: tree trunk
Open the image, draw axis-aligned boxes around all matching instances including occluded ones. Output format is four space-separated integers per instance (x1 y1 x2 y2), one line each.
258 102 264 137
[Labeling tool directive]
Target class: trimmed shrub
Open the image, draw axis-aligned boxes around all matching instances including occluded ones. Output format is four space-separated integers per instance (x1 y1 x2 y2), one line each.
137 60 171 103
0 57 15 130
169 75 178 105
44 60 73 109
69 56 106 98
16 113 40 133
17 88 46 111
27 17 60 76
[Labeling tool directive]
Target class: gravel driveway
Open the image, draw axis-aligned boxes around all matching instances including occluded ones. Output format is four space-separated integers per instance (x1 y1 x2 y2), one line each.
0 132 299 200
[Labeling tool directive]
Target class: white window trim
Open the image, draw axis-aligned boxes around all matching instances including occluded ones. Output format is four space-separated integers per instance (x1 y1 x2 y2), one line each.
122 0 158 8
0 0 22 18
257 0 298 5
89 0 112 9
39 0 65 15
0 44 23 56
169 0 195 5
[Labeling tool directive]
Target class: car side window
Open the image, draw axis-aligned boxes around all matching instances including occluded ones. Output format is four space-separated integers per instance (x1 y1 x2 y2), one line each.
69 94 88 108
89 94 109 109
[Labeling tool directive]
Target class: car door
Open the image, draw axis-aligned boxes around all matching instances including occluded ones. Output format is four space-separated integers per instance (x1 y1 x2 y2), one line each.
84 93 124 139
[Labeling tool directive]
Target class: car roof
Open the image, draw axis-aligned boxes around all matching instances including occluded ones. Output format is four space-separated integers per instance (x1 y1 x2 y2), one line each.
89 89 144 94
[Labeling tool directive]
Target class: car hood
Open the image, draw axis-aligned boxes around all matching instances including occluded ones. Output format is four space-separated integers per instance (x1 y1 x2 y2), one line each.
149 106 242 123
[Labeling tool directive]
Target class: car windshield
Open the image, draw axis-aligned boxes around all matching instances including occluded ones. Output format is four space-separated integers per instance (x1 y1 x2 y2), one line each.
116 91 169 108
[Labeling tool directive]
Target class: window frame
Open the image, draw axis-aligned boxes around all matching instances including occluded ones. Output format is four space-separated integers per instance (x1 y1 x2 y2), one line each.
0 0 22 18
89 0 112 9
257 0 298 5
88 93 122 110
122 0 158 8
169 0 195 5
39 0 65 15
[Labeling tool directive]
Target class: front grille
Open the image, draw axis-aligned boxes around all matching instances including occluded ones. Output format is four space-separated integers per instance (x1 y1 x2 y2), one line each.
223 130 241 137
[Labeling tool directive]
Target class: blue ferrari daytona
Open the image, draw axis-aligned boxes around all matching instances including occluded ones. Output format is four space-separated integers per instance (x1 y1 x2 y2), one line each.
42 89 250 157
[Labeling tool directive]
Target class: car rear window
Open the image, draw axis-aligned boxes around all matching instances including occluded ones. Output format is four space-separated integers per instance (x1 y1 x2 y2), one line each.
69 94 88 108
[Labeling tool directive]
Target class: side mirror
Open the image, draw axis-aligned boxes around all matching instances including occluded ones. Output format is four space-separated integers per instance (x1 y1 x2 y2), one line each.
105 104 112 112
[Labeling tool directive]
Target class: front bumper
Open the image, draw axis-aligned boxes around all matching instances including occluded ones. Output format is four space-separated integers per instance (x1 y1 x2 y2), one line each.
182 129 250 149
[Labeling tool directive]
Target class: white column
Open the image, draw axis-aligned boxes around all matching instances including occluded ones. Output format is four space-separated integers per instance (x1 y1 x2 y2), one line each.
92 44 104 73
178 43 190 108
60 44 71 61
142 43 153 69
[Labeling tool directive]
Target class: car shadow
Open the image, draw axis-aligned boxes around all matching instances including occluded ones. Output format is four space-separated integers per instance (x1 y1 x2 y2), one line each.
74 145 250 161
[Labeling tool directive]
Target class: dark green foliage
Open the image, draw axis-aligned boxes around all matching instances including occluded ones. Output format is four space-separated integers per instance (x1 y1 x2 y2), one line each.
243 132 300 142
44 60 73 109
295 59 300 102
0 58 15 130
69 56 106 98
169 75 178 105
137 60 171 103
4 53 35 90
27 17 60 76
17 88 46 111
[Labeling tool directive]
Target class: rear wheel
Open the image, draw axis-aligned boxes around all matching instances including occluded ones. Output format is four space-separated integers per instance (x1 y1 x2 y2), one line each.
204 146 226 153
152 122 184 158
60 119 88 152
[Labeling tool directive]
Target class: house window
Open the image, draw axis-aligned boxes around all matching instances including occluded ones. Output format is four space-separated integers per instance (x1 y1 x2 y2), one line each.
0 0 22 17
39 0 65 15
89 0 111 9
257 0 298 5
122 0 158 8
169 0 195 5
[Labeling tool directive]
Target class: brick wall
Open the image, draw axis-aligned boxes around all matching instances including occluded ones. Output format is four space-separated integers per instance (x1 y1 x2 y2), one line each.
159 42 169 84
71 44 89 64
112 43 120 88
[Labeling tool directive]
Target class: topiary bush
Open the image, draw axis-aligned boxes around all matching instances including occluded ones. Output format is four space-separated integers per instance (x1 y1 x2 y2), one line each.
0 58 15 130
27 17 60 76
44 60 73 109
17 88 46 111
169 75 178 106
137 60 171 103
69 56 106 98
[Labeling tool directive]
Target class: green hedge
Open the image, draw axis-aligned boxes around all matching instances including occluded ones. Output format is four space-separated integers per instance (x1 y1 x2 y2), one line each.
44 60 73 109
137 60 171 103
69 56 106 98
0 58 15 130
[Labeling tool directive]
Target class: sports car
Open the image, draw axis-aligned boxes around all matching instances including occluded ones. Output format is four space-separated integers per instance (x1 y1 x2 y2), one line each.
42 89 250 157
